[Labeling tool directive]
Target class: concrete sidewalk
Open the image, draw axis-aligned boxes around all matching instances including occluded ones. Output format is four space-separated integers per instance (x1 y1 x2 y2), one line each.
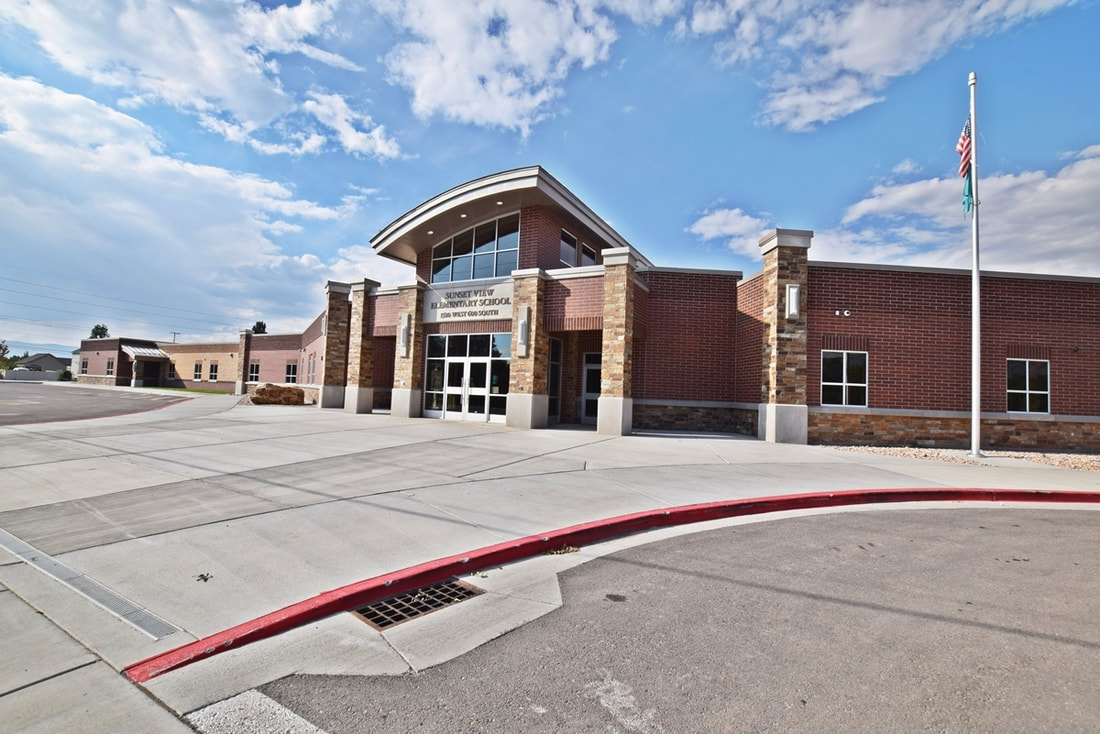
1 391 1098 731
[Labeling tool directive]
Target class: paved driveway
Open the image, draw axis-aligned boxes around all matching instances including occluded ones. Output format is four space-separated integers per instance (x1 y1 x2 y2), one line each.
0 381 190 425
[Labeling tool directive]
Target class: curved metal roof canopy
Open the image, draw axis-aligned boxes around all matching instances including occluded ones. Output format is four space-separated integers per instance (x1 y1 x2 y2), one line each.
370 166 641 267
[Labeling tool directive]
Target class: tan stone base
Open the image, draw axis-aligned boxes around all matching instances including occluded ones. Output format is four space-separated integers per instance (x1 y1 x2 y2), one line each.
317 385 345 409
759 403 808 444
809 410 1100 451
506 393 548 429
633 403 757 435
390 388 422 418
343 386 374 414
597 397 632 436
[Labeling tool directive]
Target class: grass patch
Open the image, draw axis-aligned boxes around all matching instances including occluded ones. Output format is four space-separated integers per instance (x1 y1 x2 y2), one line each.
142 386 234 395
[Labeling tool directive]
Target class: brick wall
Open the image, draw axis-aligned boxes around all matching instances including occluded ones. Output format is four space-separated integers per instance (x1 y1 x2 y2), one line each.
634 404 758 435
734 273 764 403
160 342 238 391
543 274 605 329
247 334 307 385
633 270 738 402
371 292 400 336
807 266 1100 415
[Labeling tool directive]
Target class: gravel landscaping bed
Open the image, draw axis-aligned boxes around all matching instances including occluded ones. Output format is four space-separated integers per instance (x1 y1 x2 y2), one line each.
833 445 1100 472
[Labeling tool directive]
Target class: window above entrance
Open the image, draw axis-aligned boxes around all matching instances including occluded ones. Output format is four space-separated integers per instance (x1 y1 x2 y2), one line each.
431 213 519 283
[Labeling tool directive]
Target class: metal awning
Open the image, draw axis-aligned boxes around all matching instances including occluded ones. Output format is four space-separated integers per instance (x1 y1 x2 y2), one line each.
122 345 170 360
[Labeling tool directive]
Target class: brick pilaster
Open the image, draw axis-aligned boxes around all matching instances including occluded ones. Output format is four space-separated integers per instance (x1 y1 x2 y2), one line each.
391 283 425 417
318 281 351 409
758 229 812 442
598 248 636 434
507 270 549 427
235 328 252 395
345 278 380 413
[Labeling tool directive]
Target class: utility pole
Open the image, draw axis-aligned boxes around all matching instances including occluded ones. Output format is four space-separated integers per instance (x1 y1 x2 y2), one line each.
170 332 180 343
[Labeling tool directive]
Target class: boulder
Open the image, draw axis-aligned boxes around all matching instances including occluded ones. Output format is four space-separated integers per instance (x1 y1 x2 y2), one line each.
251 383 305 405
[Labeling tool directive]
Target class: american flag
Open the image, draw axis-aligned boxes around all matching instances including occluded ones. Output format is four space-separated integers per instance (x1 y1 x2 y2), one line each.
956 117 972 177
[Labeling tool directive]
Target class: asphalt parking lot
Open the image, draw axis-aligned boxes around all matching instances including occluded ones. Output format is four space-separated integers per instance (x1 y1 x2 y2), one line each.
0 381 189 425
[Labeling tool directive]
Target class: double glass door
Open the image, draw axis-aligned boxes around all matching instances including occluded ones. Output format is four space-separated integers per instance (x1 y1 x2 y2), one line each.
424 333 510 423
444 358 491 419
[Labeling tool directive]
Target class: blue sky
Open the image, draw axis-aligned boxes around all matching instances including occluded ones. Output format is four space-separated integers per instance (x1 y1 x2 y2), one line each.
2 0 1098 356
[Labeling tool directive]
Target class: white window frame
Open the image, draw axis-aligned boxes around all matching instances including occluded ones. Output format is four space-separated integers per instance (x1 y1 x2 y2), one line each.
248 362 260 382
193 363 202 381
80 360 88 375
821 350 868 407
167 363 175 380
285 363 298 384
1006 358 1049 414
105 359 114 376
208 363 218 382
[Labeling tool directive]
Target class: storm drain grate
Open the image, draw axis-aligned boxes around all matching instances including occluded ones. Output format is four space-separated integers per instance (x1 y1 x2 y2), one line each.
353 578 483 630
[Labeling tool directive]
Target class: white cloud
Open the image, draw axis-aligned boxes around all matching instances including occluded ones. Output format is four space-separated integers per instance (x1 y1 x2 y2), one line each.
0 0 368 151
677 0 1077 131
302 91 400 159
0 75 367 346
687 206 771 257
830 145 1100 275
892 158 922 176
379 0 619 134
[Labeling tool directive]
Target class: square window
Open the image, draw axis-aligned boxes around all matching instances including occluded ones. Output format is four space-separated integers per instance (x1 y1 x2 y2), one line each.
821 351 868 407
1006 359 1049 413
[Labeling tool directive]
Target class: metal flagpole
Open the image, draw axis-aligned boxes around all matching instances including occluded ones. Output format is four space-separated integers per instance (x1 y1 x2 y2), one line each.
969 72 981 457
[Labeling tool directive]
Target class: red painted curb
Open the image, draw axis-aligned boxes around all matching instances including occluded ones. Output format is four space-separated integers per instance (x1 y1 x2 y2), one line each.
124 487 1100 683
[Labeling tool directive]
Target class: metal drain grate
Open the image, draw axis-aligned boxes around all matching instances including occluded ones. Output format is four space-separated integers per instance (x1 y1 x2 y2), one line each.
353 578 483 630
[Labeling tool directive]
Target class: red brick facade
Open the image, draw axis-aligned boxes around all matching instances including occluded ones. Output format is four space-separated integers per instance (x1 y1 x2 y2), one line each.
79 167 1100 450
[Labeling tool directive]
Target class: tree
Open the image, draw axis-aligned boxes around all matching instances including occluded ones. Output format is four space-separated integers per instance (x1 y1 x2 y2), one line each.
90 324 110 339
0 339 12 370
251 320 268 334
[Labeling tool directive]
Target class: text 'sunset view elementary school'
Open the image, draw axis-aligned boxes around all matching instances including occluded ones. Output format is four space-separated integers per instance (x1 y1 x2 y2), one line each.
77 167 1100 450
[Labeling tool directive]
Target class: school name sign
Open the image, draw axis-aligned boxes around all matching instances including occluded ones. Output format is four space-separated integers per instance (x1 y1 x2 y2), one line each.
423 281 514 323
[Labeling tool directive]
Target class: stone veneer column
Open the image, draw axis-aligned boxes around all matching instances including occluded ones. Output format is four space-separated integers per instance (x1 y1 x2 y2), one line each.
391 283 425 418
344 278 381 413
507 269 549 428
318 281 351 409
598 247 636 435
235 328 252 395
758 229 812 443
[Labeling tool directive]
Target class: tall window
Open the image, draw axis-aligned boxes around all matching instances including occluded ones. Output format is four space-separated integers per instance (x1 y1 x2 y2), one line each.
1007 359 1049 413
194 363 202 381
285 363 298 384
581 243 597 267
248 362 260 382
560 230 577 266
80 360 88 375
548 338 563 418
431 213 520 283
208 363 219 381
105 359 114 376
821 351 867 407
168 363 176 380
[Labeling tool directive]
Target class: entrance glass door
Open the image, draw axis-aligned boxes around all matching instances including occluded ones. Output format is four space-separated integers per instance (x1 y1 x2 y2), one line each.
424 333 511 423
443 358 490 420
